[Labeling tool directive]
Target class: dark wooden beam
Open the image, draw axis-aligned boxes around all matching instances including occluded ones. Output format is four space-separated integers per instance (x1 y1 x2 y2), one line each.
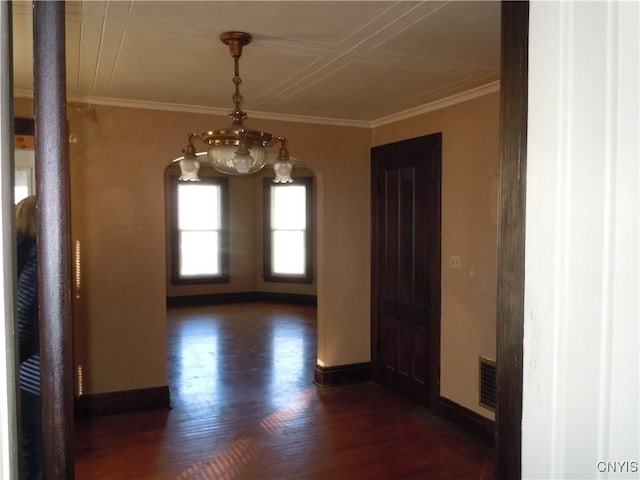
496 2 529 480
33 1 75 478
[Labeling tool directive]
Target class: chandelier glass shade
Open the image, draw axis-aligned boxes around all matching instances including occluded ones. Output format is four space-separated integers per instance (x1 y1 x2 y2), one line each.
272 144 294 183
175 32 294 183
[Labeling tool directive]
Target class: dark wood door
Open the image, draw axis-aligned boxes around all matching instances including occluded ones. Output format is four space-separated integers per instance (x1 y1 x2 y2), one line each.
371 133 441 409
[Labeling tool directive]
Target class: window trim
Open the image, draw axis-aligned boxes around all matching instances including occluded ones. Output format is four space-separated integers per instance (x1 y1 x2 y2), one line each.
170 175 230 285
263 177 314 284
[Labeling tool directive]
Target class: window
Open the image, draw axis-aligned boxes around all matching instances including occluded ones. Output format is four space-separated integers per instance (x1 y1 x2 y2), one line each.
15 166 34 203
264 177 313 283
14 119 36 204
171 176 229 283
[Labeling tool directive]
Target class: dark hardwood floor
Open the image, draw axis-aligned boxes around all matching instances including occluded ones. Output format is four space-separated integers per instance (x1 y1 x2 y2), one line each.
75 303 494 479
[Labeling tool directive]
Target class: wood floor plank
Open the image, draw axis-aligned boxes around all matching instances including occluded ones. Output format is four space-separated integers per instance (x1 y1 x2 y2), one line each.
75 303 493 479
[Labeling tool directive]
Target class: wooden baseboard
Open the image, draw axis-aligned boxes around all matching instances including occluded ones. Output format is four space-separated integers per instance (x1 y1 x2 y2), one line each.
167 291 317 308
254 291 317 305
314 363 371 387
75 386 170 418
437 396 494 444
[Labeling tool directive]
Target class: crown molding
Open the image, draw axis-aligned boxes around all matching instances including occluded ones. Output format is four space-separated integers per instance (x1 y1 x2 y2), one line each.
14 81 500 130
13 89 371 129
370 81 501 128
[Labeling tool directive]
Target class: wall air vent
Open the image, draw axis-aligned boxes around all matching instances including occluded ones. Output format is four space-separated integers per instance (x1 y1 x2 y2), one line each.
479 357 496 411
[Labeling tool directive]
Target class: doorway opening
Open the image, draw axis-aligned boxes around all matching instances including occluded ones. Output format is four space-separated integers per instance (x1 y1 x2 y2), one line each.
163 162 319 420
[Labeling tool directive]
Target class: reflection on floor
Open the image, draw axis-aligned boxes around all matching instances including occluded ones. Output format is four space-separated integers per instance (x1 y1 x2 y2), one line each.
75 303 493 479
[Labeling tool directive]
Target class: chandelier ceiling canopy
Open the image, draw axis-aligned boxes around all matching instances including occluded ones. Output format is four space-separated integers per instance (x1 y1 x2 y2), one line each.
175 32 294 183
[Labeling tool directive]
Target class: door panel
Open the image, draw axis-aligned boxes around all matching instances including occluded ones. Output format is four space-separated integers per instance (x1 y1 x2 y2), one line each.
371 134 441 409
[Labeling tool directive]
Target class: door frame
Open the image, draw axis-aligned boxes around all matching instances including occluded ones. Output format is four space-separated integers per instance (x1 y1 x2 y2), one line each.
495 2 528 479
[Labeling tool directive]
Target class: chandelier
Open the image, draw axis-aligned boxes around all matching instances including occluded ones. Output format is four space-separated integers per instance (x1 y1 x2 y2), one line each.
176 32 294 183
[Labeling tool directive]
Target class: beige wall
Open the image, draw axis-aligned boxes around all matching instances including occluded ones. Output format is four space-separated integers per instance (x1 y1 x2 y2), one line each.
15 91 497 420
21 97 371 395
373 91 499 420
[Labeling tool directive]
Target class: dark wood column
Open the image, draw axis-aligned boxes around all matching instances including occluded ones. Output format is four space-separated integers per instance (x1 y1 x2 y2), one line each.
33 1 74 478
496 2 529 480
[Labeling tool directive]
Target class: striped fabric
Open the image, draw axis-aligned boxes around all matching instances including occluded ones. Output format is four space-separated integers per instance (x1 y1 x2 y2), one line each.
17 238 40 396
20 356 40 395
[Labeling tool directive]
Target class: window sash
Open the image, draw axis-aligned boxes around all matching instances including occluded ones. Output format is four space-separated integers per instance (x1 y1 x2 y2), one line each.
271 185 306 230
171 176 229 284
179 230 220 276
264 178 313 283
272 230 305 275
177 183 221 230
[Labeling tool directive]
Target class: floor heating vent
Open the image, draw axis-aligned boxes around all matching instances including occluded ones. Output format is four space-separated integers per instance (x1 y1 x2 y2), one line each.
479 357 496 411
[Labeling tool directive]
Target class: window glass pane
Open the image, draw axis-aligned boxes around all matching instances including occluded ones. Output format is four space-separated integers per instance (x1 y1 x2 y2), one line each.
15 168 32 204
180 231 219 276
178 184 220 230
272 230 305 274
15 186 29 204
272 186 305 230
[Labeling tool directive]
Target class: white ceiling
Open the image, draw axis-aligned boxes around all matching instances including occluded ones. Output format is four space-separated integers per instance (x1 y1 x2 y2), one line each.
12 1 501 126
